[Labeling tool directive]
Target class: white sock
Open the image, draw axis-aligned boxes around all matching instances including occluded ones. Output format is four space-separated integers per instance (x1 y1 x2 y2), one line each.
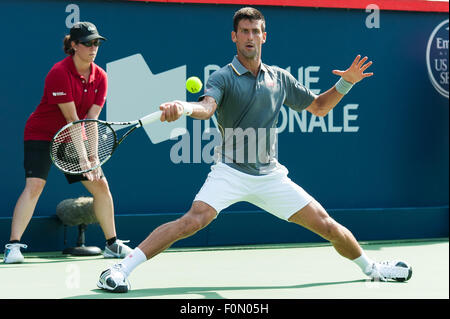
352 251 374 275
119 247 147 277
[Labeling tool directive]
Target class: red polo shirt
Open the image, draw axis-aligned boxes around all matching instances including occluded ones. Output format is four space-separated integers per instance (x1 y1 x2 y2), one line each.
24 56 107 141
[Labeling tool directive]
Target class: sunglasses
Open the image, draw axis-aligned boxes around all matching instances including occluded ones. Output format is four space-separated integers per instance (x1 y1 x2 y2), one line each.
80 39 102 47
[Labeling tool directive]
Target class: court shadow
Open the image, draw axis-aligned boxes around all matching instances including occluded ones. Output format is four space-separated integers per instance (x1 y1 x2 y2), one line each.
0 255 104 265
65 279 367 299
360 239 448 251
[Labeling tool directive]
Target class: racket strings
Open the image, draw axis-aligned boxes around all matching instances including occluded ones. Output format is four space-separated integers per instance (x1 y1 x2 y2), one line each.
51 121 116 174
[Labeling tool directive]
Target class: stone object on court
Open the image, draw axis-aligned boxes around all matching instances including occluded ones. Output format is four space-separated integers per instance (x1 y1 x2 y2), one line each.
56 196 101 256
56 196 98 226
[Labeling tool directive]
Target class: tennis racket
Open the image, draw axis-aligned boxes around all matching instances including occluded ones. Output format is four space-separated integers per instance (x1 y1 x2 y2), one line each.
50 107 192 175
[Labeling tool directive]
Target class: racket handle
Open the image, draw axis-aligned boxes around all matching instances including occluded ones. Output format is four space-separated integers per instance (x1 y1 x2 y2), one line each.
139 111 163 126
139 103 193 126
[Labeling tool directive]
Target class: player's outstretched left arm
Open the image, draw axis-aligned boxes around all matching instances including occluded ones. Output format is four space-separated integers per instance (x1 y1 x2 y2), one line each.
306 54 373 117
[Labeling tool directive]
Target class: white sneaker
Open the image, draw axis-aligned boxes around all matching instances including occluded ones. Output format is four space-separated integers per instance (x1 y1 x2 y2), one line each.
103 239 132 258
3 243 28 264
97 264 130 293
367 261 413 282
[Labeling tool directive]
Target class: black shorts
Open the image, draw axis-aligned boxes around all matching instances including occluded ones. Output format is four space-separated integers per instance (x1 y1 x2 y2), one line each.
24 140 90 184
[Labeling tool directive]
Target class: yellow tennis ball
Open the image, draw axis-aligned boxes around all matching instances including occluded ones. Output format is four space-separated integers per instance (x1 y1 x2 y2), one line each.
186 76 202 94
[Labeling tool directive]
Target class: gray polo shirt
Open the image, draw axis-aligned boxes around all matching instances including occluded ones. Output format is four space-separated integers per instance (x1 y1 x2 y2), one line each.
200 56 316 176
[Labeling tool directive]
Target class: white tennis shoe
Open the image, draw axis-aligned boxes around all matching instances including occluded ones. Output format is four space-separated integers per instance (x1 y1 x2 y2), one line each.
97 264 130 293
3 243 28 264
367 260 413 282
103 239 132 258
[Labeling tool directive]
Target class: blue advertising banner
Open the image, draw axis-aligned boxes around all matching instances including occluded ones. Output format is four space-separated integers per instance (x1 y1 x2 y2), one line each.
0 1 447 249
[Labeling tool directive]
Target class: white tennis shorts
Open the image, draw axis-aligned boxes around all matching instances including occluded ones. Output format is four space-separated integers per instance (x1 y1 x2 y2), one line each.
194 161 313 220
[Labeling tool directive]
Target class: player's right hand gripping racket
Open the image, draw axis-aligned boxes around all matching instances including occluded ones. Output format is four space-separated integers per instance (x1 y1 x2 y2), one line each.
50 106 192 175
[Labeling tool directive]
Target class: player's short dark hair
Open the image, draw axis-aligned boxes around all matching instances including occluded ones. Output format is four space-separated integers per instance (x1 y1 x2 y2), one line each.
233 7 265 33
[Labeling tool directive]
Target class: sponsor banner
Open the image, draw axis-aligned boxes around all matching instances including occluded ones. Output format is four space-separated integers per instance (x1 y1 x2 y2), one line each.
125 0 450 12
426 19 449 98
0 1 448 217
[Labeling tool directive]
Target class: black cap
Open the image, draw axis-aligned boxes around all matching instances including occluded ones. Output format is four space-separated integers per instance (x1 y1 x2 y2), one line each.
70 22 106 42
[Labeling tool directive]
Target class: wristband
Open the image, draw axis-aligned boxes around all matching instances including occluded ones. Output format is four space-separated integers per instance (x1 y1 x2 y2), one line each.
335 77 353 95
181 102 193 115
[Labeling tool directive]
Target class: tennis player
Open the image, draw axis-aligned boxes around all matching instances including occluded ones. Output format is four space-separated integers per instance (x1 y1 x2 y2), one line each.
97 8 412 292
3 22 131 264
